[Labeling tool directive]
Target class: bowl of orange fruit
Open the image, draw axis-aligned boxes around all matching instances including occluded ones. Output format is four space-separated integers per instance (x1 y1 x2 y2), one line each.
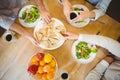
27 52 58 80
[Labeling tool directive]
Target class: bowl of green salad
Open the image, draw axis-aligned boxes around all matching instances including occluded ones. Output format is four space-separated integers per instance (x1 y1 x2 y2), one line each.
72 40 97 64
19 5 41 28
68 4 90 28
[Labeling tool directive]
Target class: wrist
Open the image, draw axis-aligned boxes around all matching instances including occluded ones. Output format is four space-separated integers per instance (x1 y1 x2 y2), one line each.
62 0 69 6
74 34 79 39
86 11 95 18
38 4 45 11
88 11 95 19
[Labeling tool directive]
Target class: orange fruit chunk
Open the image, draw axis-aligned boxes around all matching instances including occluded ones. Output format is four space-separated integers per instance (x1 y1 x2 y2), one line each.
31 56 37 62
42 73 48 80
49 59 56 67
31 61 39 66
37 66 44 74
50 67 55 73
43 65 51 73
47 72 54 79
36 73 42 78
39 60 46 66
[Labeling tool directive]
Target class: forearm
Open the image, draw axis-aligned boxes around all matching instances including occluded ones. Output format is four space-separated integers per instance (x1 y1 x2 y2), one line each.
62 0 70 7
85 11 96 19
62 0 69 4
35 0 46 11
78 34 120 57
10 23 33 39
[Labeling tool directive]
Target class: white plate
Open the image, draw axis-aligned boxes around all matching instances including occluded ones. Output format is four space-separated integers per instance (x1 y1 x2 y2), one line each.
18 5 41 28
72 40 97 64
34 18 66 50
69 4 90 28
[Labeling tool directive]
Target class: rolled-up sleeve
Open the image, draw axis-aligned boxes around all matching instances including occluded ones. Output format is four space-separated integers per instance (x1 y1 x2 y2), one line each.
0 15 15 30
91 0 112 20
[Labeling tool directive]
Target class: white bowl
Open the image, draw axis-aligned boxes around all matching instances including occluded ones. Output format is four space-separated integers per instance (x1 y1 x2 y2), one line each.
72 40 97 64
18 5 41 28
68 4 90 28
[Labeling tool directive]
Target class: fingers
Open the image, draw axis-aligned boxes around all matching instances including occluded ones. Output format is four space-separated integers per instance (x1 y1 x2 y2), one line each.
34 42 40 47
61 32 70 36
70 11 85 22
66 12 71 20
40 10 52 24
31 38 40 47
72 16 81 22
42 15 51 24
64 36 69 40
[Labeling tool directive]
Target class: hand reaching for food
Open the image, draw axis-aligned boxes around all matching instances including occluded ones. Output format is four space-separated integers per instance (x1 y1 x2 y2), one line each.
61 32 79 40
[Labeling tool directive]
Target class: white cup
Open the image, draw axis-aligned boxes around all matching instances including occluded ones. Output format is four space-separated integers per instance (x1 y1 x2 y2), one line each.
2 30 17 42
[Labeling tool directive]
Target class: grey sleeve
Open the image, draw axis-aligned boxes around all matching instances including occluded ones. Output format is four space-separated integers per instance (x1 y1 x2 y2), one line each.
85 60 109 80
96 0 112 13
91 0 112 21
0 15 15 30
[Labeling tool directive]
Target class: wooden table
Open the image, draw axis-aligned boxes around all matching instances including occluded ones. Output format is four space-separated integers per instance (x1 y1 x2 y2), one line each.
0 0 120 80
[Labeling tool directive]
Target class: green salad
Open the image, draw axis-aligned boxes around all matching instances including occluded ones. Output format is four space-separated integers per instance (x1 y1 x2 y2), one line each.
74 7 84 11
75 41 97 59
75 20 86 23
20 6 40 23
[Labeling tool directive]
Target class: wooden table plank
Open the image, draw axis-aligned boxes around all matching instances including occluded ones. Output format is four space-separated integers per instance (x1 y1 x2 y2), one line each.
0 0 120 80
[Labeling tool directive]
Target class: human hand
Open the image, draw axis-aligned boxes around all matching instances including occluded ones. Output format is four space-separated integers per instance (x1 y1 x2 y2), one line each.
26 35 40 47
35 0 51 24
61 32 79 40
71 11 95 22
40 8 51 24
71 11 90 22
10 23 40 47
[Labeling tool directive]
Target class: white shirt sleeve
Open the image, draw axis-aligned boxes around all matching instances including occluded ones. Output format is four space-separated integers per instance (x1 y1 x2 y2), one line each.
78 34 120 58
91 0 112 21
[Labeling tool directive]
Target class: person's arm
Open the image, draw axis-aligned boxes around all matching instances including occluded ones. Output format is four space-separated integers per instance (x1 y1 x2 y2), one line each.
63 32 120 57
77 34 120 57
35 0 51 24
72 0 112 22
10 23 39 46
61 32 79 40
62 0 95 21
62 0 72 20
72 11 96 22
0 15 39 46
